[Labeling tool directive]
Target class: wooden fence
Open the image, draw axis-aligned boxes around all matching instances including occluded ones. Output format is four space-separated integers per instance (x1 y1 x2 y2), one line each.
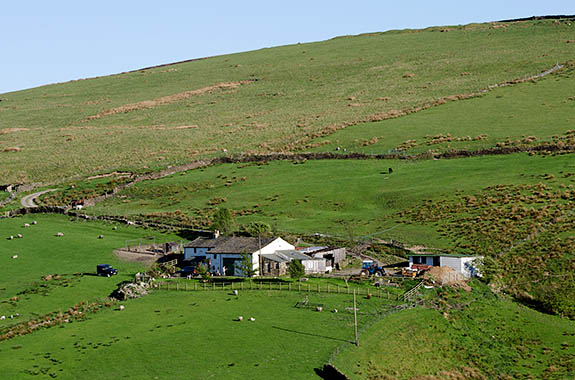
152 280 400 300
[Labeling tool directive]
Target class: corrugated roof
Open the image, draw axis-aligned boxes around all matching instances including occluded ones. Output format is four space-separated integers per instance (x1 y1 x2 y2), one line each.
262 250 312 263
408 253 479 258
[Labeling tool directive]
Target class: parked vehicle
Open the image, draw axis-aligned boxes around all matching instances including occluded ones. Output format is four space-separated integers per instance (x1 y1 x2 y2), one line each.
176 266 197 277
97 264 118 277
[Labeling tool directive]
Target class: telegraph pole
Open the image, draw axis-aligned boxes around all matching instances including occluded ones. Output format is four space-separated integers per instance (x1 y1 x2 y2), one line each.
353 289 359 347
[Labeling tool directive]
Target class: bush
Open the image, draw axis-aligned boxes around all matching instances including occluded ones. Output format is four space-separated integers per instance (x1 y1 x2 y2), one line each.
288 260 305 279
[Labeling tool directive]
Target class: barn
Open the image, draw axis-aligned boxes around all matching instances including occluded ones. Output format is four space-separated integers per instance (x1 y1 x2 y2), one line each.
408 253 481 278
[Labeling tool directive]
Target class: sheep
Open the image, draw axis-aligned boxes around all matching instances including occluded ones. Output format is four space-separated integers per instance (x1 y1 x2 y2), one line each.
332 309 338 313
16 234 22 238
237 316 243 321
233 290 239 296
24 223 30 228
56 232 64 237
316 306 323 312
8 236 13 240
249 317 255 322
119 305 125 311
0 315 5 320
12 255 18 259
98 235 104 239
32 221 37 225
112 226 118 231
75 205 83 210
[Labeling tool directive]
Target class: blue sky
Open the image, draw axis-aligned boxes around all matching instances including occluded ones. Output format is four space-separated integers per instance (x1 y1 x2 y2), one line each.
1 1 573 94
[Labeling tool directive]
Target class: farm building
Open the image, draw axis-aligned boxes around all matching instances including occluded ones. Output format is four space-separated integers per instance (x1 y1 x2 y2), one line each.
296 246 346 270
184 234 294 276
408 254 482 278
261 250 327 276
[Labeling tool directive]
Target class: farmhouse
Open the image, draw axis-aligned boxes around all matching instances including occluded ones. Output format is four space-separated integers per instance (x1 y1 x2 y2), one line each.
184 234 294 276
408 253 481 278
261 250 327 276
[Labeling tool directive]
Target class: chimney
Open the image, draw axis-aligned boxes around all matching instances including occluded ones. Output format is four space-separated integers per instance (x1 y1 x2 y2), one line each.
213 229 220 239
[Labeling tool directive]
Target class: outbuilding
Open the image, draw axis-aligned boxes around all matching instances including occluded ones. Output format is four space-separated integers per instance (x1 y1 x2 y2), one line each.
408 254 481 278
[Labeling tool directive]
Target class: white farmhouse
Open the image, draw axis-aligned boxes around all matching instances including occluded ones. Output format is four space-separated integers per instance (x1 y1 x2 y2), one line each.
184 234 294 276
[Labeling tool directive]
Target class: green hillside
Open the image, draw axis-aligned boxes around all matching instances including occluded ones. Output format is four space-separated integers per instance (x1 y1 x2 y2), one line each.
1 18 575 183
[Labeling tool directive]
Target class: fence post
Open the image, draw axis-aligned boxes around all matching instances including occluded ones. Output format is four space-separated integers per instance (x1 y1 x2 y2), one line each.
289 283 291 292
337 285 339 294
317 284 320 293
241 282 243 290
185 283 188 291
195 282 197 291
176 283 179 291
298 282 301 292
259 282 262 290
212 282 215 291
232 282 234 290
328 285 330 293
307 284 310 293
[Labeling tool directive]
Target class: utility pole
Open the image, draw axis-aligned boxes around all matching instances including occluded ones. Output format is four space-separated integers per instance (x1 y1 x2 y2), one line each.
353 289 359 347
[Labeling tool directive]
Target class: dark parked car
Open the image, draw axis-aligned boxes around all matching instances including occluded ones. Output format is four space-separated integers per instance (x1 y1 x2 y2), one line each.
176 266 197 277
97 264 118 277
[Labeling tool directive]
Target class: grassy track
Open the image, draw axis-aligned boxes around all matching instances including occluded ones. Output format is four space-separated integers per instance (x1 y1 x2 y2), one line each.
1 19 575 182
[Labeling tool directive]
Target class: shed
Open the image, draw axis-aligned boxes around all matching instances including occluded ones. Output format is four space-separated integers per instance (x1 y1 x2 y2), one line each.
408 254 482 278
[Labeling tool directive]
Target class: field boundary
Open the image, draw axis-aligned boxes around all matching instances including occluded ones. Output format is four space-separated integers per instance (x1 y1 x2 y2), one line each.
152 280 401 300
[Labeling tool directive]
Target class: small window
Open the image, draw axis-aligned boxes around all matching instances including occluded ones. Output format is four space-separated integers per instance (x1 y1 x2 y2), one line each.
413 256 421 264
276 263 279 269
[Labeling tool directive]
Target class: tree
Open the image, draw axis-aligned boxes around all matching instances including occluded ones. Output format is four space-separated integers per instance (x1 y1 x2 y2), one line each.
288 260 305 279
212 208 235 235
236 252 258 278
242 222 271 237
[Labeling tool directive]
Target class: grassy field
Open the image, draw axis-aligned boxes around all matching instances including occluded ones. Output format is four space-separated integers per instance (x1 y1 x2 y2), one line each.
0 289 391 379
333 283 575 379
0 214 177 325
88 153 575 243
1 19 575 182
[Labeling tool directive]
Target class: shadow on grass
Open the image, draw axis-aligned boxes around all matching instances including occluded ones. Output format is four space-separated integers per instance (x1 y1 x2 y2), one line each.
272 326 352 344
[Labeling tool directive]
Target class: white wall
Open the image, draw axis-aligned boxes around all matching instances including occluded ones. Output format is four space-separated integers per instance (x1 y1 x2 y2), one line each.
252 238 295 275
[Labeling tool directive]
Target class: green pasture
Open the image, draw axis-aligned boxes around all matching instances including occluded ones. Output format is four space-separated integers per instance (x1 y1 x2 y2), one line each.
90 153 575 245
333 284 575 379
0 290 390 379
311 67 575 154
0 214 177 324
1 19 575 182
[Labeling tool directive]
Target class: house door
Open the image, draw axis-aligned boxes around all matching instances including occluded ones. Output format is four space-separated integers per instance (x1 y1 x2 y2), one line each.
433 256 440 266
222 258 237 276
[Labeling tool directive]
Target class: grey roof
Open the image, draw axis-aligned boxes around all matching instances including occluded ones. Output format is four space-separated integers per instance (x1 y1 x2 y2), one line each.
262 250 312 263
185 236 276 254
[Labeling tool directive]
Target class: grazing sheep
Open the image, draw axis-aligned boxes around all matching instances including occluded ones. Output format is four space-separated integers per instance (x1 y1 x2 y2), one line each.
237 316 243 321
12 255 18 259
316 306 323 312
32 221 37 225
98 235 104 239
24 223 30 228
75 205 83 210
249 317 255 322
233 290 239 296
119 305 125 311
332 309 338 313
8 236 13 240
112 226 118 231
16 234 22 238
127 221 135 226
0 316 5 320
56 232 64 237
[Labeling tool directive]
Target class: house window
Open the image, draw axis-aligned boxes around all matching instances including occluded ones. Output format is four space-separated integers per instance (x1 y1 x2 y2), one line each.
413 256 421 264
276 263 279 269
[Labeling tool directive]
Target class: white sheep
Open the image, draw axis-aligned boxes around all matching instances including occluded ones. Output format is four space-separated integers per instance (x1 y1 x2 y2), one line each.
119 305 125 311
249 317 255 322
16 234 22 239
12 255 18 259
98 235 104 239
75 205 83 210
24 223 30 228
56 232 64 237
233 290 239 296
0 315 5 320
32 221 37 225
8 236 13 240
112 226 118 231
237 316 243 321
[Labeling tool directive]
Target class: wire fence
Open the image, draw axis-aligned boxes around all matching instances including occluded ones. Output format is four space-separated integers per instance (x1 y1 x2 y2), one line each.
152 280 403 300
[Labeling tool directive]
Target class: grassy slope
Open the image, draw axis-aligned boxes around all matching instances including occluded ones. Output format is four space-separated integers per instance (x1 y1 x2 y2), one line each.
1 19 575 182
333 285 575 379
311 68 575 154
90 153 575 243
0 214 176 323
0 290 389 379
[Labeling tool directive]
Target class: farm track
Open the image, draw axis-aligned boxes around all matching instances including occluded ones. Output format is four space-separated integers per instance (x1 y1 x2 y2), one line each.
20 189 57 208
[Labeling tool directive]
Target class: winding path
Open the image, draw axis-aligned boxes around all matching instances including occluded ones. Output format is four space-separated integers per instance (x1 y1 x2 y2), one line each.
21 189 57 208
